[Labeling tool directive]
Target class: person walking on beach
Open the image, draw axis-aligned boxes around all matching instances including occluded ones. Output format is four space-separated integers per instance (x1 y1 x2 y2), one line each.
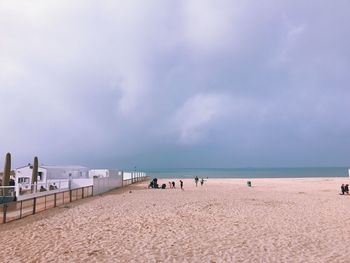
169 181 172 189
200 178 204 186
341 184 345 195
345 184 349 195
180 180 183 190
172 181 175 188
195 176 199 187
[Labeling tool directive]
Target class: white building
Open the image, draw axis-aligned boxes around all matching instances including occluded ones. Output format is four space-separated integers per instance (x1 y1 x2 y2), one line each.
15 164 89 195
15 165 47 194
42 165 89 179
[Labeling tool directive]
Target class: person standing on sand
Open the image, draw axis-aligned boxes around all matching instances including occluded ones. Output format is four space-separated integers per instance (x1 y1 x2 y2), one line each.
180 180 183 189
169 181 172 189
195 176 199 187
172 181 175 188
341 184 345 195
200 178 204 186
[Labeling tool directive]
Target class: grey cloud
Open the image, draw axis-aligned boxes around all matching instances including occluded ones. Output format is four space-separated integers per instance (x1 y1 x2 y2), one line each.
1 0 350 169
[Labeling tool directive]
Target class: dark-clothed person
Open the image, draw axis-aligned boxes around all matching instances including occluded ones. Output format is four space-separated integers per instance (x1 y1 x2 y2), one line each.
341 184 345 195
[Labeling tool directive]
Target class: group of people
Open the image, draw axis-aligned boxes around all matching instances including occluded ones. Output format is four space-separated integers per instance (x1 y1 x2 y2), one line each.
194 176 206 187
148 178 159 189
149 178 184 189
49 183 58 190
168 180 184 189
40 183 58 192
340 184 349 195
149 176 208 190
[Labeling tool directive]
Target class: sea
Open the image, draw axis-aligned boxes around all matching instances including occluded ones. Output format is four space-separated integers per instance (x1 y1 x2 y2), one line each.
144 167 350 179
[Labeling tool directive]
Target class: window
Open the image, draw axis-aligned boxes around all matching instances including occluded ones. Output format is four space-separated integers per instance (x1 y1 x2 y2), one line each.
18 177 30 184
38 172 43 181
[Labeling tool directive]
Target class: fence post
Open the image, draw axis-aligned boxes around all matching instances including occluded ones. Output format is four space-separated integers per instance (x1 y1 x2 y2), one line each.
82 187 85 199
54 193 57 207
121 171 124 187
3 204 7 223
33 197 36 215
70 190 72 202
20 201 23 219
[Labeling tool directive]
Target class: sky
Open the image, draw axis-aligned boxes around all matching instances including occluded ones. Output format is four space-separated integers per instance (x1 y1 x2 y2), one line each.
1 0 350 169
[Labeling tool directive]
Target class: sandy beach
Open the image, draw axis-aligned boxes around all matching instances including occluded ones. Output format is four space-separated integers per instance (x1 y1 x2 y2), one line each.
0 177 349 263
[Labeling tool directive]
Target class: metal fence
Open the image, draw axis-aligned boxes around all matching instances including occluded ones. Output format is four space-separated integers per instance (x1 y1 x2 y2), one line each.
17 180 69 196
0 175 149 224
0 186 93 224
0 180 70 202
123 175 149 186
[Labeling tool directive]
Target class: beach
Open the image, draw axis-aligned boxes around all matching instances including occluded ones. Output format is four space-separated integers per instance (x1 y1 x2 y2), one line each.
0 178 349 262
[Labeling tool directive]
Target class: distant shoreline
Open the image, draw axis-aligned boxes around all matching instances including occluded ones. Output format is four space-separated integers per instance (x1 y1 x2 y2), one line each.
152 176 349 180
145 167 350 179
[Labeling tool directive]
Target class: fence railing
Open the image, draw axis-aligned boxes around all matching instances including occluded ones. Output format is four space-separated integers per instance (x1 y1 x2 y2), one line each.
16 180 69 197
0 174 149 224
0 186 16 197
0 180 70 201
0 186 93 224
123 175 149 186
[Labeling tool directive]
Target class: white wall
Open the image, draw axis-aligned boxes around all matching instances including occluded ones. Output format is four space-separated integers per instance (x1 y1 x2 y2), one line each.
46 179 69 189
89 169 121 178
93 172 123 195
71 178 93 189
123 172 132 180
89 169 109 178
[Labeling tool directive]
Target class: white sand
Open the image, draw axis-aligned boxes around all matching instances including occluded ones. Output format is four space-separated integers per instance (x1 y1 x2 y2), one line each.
0 178 349 262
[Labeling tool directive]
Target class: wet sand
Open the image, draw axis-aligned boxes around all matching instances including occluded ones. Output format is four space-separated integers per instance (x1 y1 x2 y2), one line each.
0 178 349 262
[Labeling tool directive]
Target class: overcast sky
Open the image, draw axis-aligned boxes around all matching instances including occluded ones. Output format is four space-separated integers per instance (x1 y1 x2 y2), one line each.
1 0 350 169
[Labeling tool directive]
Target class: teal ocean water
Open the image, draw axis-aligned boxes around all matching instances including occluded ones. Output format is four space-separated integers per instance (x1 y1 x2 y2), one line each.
145 167 349 179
